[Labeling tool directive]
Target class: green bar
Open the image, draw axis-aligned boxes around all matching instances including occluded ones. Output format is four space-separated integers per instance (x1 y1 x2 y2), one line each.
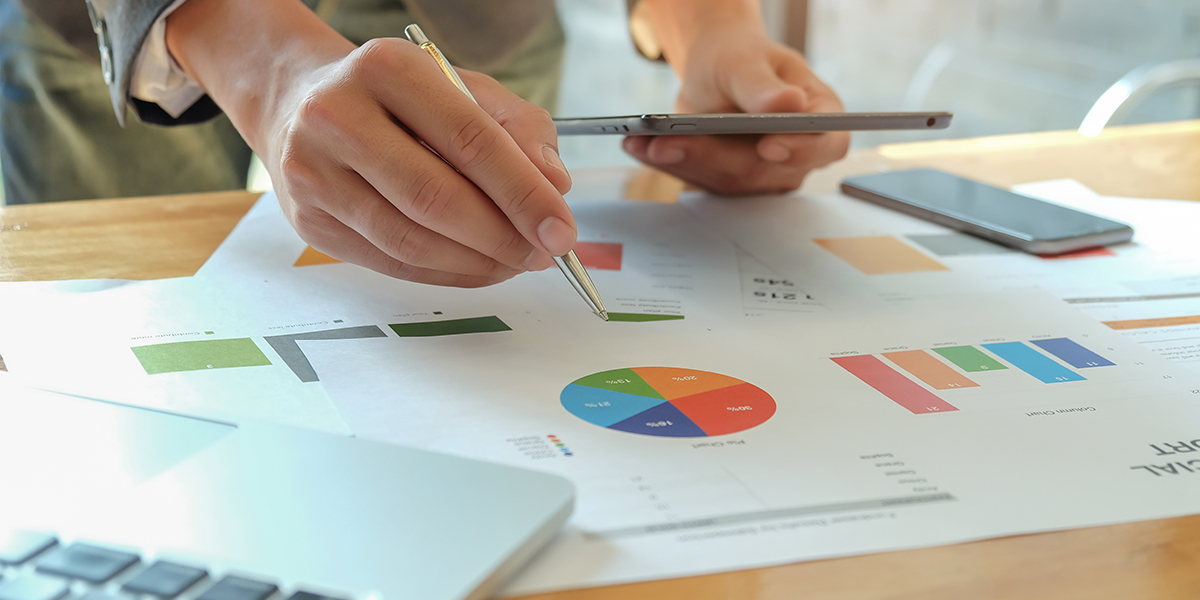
932 345 1008 372
607 313 685 322
132 338 272 374
389 316 511 337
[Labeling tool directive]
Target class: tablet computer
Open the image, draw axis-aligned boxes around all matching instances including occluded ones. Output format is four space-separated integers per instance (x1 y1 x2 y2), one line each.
554 112 953 135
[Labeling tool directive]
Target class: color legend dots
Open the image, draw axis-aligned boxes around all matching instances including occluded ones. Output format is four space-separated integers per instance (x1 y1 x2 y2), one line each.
562 367 775 437
547 434 573 457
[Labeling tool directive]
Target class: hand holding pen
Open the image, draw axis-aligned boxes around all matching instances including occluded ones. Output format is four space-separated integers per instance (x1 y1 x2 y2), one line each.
166 0 578 289
405 25 608 320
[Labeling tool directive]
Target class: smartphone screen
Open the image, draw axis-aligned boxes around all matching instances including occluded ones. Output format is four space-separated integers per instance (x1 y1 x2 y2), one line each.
840 169 1133 255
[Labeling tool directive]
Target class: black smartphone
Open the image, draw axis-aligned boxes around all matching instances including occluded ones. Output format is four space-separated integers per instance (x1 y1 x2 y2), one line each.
840 169 1134 256
554 112 952 135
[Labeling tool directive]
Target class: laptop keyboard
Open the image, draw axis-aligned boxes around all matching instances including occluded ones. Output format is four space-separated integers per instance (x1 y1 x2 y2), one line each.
0 532 345 600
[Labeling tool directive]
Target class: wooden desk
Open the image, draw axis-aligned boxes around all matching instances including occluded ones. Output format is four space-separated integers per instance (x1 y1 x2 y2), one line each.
3 120 1199 599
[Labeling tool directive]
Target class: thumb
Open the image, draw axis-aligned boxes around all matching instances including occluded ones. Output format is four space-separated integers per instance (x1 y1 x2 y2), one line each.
724 60 809 114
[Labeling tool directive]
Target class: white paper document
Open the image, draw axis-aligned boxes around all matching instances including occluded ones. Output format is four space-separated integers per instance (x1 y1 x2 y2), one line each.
1 185 1198 596
0 195 745 427
682 180 1200 371
294 288 1200 595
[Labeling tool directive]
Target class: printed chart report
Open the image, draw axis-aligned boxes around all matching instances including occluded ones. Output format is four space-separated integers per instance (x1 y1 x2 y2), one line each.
299 291 1200 596
2 187 1199 596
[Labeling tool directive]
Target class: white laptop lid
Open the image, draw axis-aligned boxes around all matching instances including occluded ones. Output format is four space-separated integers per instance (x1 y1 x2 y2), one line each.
0 379 574 600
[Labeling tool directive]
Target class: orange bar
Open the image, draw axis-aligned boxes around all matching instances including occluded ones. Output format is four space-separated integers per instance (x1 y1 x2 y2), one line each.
1103 315 1200 330
814 236 949 275
883 350 979 390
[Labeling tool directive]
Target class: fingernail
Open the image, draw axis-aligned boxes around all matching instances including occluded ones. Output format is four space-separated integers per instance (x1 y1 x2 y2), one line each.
537 216 576 256
542 145 568 176
762 143 791 163
657 147 685 164
542 145 572 192
522 249 554 271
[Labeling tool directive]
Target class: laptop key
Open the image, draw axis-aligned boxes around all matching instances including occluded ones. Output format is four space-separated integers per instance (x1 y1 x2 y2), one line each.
122 562 207 598
35 543 139 583
0 574 70 600
79 591 135 600
194 576 277 600
286 592 348 600
0 532 57 566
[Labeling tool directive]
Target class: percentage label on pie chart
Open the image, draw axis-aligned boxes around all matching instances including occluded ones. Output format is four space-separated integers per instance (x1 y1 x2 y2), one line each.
561 367 776 437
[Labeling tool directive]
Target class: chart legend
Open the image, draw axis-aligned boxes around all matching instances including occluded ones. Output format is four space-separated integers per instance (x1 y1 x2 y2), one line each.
562 367 775 437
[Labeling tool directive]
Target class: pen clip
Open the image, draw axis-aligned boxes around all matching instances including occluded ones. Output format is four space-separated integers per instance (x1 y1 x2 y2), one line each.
404 24 477 104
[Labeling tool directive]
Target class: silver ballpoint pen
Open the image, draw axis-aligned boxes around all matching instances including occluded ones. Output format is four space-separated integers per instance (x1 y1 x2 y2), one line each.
404 24 609 321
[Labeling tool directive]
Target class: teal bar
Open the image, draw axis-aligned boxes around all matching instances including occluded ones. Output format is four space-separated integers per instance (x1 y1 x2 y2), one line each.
982 342 1085 383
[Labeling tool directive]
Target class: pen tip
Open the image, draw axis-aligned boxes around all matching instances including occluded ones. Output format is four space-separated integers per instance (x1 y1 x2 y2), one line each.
599 311 609 322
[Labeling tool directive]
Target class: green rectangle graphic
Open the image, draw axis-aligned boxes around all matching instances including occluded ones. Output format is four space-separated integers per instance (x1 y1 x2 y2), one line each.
932 345 1008 372
389 316 511 337
132 338 272 374
607 313 685 322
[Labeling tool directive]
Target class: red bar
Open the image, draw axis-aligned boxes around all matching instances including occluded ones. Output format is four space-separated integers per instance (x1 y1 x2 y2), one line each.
832 355 958 414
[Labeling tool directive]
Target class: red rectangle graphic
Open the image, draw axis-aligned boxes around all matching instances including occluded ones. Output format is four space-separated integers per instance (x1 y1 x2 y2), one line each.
573 242 623 271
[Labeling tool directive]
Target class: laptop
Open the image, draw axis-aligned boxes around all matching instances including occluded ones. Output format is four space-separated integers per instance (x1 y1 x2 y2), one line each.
0 378 573 600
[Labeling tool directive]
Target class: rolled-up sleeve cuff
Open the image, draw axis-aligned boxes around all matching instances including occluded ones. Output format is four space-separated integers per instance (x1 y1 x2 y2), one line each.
128 0 217 123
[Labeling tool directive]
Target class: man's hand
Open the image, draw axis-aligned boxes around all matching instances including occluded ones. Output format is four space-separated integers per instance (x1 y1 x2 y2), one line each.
624 0 849 195
167 0 575 287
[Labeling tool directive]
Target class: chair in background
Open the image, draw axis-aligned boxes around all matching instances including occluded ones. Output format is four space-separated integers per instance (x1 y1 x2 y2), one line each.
1079 57 1200 136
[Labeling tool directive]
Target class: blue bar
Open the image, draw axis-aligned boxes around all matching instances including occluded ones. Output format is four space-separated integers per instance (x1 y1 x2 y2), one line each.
1030 338 1115 369
982 342 1086 383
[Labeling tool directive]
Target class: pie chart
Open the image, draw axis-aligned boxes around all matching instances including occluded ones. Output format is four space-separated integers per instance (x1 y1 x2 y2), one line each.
561 367 775 437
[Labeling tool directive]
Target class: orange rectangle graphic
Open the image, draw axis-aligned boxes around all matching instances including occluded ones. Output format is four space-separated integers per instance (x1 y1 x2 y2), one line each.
882 349 979 390
1103 315 1200 330
294 246 341 267
814 236 949 275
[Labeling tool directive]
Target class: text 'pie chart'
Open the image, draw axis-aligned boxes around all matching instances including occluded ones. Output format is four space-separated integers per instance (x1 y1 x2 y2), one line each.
561 367 776 437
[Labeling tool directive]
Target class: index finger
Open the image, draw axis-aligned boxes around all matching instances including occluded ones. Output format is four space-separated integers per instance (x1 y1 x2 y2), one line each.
376 44 578 257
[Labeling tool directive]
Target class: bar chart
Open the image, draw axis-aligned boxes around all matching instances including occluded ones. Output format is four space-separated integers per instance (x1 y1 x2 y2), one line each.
832 337 1117 414
132 316 512 381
